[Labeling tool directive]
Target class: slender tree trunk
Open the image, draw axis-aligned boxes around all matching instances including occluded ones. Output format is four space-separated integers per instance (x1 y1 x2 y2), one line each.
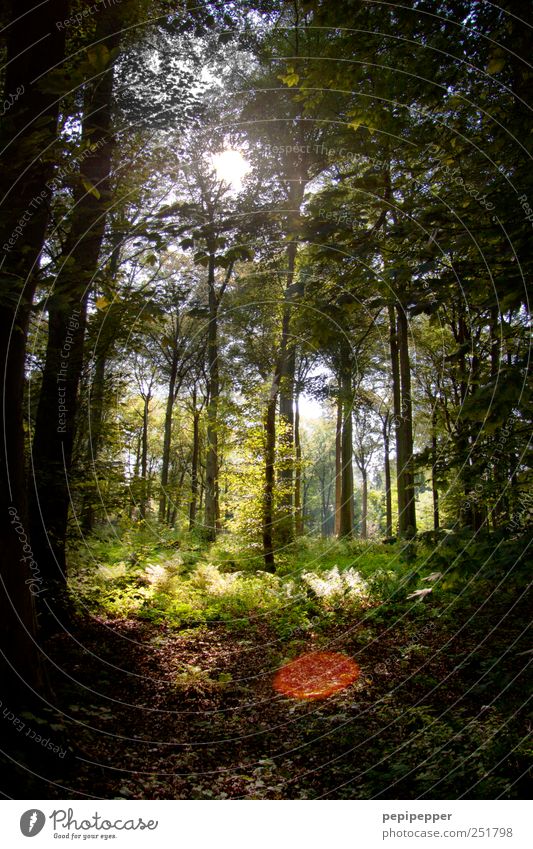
339 362 354 538
263 395 277 572
167 467 185 527
382 413 393 537
361 466 368 539
321 483 328 537
277 242 299 545
81 350 108 532
396 304 416 535
389 304 404 535
294 392 304 535
204 254 219 540
325 480 334 536
390 303 416 537
134 434 141 478
139 393 151 520
159 337 179 523
335 393 342 536
431 410 440 531
189 391 200 531
455 309 480 530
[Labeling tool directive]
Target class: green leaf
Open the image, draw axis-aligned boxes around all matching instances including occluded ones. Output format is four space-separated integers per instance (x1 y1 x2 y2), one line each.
279 69 300 87
81 178 100 199
487 56 505 74
87 45 110 71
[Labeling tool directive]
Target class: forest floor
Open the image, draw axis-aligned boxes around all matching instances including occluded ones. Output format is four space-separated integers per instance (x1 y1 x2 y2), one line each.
6 532 532 800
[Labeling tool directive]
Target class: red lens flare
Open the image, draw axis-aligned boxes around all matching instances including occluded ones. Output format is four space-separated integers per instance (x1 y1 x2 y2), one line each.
273 651 360 700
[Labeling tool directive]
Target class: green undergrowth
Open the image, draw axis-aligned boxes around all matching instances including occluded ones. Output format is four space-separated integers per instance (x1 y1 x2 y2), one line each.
68 523 531 637
68 526 407 634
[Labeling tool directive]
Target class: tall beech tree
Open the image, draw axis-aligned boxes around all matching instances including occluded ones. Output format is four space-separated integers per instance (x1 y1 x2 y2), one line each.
0 0 69 700
29 6 125 613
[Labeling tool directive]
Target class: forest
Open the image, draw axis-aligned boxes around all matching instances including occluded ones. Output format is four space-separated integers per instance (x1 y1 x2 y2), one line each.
0 0 531 802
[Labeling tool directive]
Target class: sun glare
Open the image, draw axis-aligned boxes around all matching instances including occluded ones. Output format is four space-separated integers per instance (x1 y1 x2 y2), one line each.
212 149 250 190
273 652 361 700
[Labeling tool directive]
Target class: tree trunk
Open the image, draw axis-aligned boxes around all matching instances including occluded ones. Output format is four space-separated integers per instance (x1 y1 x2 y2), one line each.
277 242 299 545
29 14 119 611
455 308 480 530
0 0 69 703
490 305 501 379
396 304 416 535
294 392 304 535
159 333 180 523
262 395 277 572
81 349 108 532
382 413 393 537
339 363 354 538
204 253 219 541
189 390 200 531
389 304 404 534
431 410 440 531
139 393 151 520
361 466 368 540
320 481 328 537
390 303 416 537
335 393 342 536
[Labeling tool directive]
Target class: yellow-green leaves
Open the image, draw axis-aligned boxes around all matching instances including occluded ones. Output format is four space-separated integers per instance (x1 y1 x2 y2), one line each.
81 178 100 199
279 67 300 88
486 49 506 75
87 44 111 72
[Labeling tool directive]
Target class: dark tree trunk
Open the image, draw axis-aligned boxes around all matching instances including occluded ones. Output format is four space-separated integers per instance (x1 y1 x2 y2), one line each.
490 306 500 379
397 304 416 535
455 308 481 530
389 304 404 534
389 303 416 537
0 0 69 703
262 242 302 563
29 14 119 613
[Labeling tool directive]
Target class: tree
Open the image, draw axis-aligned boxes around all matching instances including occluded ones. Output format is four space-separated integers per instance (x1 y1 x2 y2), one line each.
29 2 136 615
0 0 69 702
353 403 381 539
